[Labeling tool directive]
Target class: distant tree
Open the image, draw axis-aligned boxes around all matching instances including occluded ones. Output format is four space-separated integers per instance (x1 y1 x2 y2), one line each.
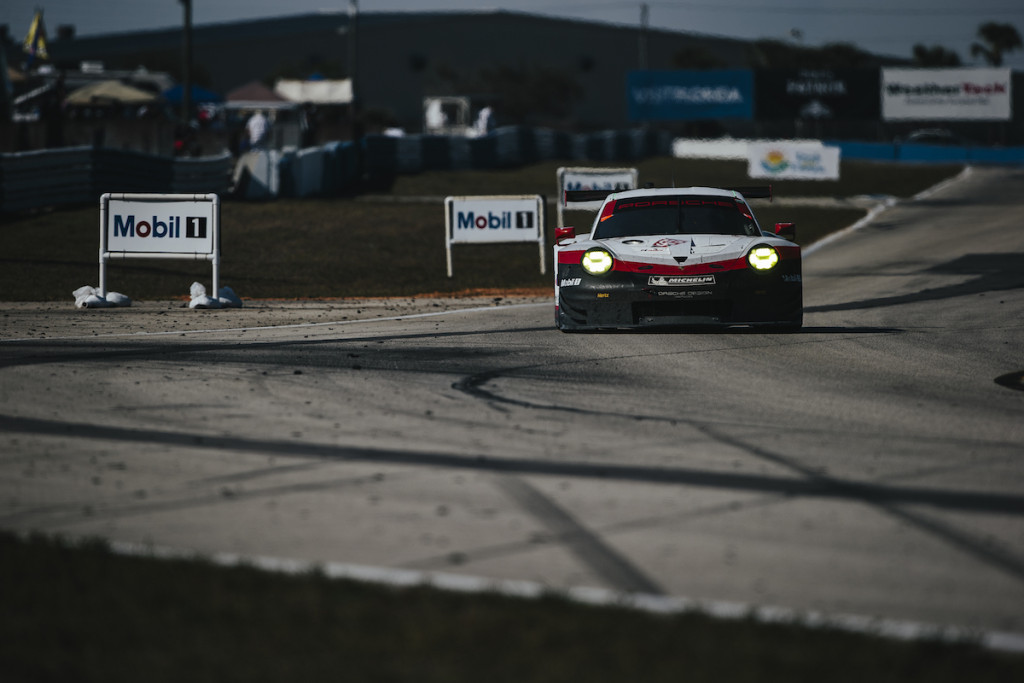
749 40 876 68
750 40 802 68
970 22 1022 66
817 42 874 68
912 44 962 66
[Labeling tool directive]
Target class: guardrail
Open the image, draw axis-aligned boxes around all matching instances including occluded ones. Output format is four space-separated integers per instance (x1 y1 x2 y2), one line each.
0 147 234 213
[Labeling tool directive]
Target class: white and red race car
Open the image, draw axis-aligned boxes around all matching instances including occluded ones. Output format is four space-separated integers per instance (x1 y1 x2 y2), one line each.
554 186 802 331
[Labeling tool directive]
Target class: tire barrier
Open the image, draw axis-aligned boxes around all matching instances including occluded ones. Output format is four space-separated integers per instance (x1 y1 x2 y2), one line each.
1 147 234 213
236 126 673 201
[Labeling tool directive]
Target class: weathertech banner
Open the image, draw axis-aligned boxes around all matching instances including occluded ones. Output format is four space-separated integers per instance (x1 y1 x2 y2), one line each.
628 70 753 121
882 68 1011 121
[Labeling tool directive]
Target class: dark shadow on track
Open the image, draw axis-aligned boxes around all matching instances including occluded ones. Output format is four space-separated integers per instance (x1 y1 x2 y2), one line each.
453 363 1024 584
566 326 900 335
1 413 1022 519
806 253 1024 313
995 371 1024 392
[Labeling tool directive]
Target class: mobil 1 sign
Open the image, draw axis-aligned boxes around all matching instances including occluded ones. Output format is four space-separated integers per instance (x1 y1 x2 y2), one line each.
99 193 221 299
444 195 546 277
447 195 542 244
106 194 216 254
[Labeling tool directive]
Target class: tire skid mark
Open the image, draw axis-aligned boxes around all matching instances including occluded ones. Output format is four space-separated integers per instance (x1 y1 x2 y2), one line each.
1 471 397 529
402 493 784 574
454 367 1024 586
493 474 665 595
2 413 1021 516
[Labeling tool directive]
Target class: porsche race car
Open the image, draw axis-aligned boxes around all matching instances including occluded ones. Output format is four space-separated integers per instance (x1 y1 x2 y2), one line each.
554 186 802 331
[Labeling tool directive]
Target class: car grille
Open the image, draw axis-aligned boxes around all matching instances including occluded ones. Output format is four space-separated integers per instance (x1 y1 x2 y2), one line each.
632 299 732 324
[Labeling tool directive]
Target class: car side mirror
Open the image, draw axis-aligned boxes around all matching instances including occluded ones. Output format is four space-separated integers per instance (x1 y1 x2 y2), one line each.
774 222 796 242
555 226 576 244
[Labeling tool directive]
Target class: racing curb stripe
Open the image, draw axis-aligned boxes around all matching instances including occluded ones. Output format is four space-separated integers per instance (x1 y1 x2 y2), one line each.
803 166 973 258
72 536 1024 655
801 197 896 258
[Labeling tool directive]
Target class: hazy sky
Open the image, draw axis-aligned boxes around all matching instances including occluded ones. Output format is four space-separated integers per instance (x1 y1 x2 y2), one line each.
3 1 1023 68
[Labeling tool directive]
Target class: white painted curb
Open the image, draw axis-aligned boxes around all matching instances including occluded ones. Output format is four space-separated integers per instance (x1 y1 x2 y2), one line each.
101 538 1024 654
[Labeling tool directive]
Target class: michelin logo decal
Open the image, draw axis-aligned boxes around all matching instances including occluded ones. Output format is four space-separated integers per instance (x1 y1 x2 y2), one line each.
649 275 716 286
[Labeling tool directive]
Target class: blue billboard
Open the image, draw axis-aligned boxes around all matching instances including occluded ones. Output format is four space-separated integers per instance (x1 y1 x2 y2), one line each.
628 70 754 121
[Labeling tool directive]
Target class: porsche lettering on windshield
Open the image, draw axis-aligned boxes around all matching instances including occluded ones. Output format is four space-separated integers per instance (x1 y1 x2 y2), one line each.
594 195 758 240
615 198 734 211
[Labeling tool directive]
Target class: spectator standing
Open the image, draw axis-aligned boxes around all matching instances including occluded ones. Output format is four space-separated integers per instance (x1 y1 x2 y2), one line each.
244 109 269 150
474 105 493 136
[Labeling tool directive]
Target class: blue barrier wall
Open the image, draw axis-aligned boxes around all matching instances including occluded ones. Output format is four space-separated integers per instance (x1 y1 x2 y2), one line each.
826 140 1024 165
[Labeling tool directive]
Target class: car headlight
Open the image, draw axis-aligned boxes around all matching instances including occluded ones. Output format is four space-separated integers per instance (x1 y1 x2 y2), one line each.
582 248 614 275
747 245 779 271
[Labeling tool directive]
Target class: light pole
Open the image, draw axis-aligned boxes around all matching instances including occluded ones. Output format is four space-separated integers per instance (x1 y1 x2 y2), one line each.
348 0 362 179
639 3 649 70
180 0 192 124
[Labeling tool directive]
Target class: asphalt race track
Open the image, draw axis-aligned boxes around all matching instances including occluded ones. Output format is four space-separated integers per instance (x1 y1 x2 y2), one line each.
2 166 1023 643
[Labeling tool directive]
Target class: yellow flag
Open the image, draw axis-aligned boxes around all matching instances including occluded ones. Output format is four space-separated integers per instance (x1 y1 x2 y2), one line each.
23 10 49 63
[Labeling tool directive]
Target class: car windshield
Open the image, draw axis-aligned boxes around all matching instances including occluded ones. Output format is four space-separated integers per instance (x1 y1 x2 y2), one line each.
593 195 759 239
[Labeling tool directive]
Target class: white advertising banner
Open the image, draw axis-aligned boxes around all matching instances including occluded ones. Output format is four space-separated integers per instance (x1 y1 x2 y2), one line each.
100 193 221 298
882 68 1011 121
106 196 217 254
556 166 637 228
747 142 840 181
444 195 546 276
446 196 543 245
556 167 637 210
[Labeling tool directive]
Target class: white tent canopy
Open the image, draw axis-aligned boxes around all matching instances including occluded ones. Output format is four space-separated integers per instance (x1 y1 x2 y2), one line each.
274 79 352 104
65 79 157 105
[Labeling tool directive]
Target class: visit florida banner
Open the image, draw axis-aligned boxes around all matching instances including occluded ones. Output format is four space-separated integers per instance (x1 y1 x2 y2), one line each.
628 70 753 121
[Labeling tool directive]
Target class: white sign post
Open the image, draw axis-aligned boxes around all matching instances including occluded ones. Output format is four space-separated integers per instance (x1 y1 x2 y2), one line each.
444 195 546 277
556 167 638 226
100 193 220 297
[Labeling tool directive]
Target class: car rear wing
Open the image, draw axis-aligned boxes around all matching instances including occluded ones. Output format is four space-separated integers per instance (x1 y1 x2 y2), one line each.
563 185 772 206
729 186 773 201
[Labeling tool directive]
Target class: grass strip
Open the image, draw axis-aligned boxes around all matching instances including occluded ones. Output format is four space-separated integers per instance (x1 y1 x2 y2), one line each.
2 531 1021 683
1 159 961 302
